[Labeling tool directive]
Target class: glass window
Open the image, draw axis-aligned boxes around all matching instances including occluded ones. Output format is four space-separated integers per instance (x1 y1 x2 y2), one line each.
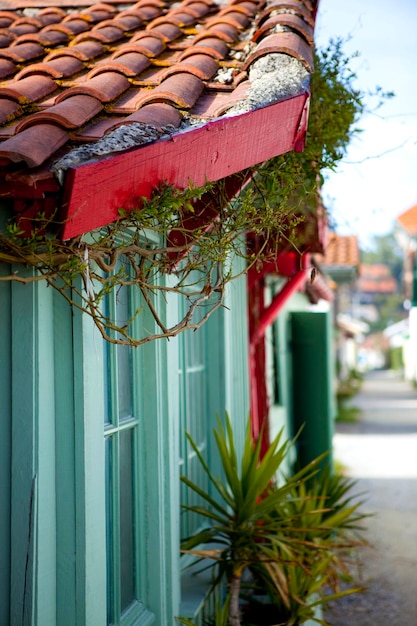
179 307 209 541
104 275 141 625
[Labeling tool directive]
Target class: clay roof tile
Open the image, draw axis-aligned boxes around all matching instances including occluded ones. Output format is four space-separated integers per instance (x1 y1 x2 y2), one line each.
0 41 44 62
397 204 417 236
0 124 68 168
0 0 318 212
0 74 57 104
15 94 103 132
55 71 130 103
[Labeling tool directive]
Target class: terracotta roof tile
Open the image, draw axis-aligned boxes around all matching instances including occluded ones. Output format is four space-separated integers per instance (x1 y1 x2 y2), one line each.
397 203 417 237
1 74 57 102
128 32 166 55
0 12 15 26
74 24 125 43
205 12 250 30
358 265 397 294
15 29 69 46
87 51 151 77
158 53 219 81
0 40 44 61
178 37 228 60
135 71 204 108
16 56 85 79
15 94 103 130
315 233 360 268
0 0 317 229
244 31 313 72
0 57 14 78
194 22 238 42
46 40 105 61
0 97 21 123
192 79 249 116
258 0 314 27
55 71 130 102
0 123 68 167
60 18 91 34
253 13 314 46
0 32 16 47
72 100 182 139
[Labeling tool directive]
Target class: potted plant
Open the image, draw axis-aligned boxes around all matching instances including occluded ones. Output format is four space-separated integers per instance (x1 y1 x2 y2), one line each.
179 415 366 626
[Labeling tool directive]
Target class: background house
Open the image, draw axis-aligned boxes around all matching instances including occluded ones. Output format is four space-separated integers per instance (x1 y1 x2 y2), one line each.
313 232 363 379
395 203 417 382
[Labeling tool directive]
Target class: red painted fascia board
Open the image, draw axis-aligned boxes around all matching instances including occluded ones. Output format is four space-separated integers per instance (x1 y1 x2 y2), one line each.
60 92 309 240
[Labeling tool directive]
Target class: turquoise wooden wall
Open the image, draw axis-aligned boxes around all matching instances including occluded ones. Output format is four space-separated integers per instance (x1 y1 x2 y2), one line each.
0 237 333 624
0 262 11 625
0 233 250 625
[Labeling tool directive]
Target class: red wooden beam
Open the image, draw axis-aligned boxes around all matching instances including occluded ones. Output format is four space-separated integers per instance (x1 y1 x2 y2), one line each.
60 93 309 239
255 267 307 343
247 252 309 456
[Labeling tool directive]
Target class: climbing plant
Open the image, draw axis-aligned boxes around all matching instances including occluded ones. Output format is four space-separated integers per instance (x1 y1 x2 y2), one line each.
0 39 381 346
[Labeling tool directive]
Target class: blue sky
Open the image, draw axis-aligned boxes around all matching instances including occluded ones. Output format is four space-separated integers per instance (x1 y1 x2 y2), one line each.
314 0 417 248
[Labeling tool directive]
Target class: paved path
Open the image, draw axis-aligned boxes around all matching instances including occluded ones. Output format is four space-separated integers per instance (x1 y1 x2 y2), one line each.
324 369 417 626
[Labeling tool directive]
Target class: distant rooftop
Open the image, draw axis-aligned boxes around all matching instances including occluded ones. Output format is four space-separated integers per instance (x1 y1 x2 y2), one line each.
397 203 417 237
314 232 360 268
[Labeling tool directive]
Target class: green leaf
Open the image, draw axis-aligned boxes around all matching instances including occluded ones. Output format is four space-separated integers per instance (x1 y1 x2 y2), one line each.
180 475 230 518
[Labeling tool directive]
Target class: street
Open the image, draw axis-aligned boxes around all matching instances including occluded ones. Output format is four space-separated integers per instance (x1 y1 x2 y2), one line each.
324 369 417 626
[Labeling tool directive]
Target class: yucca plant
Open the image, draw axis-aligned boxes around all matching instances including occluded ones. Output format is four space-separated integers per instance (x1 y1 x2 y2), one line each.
180 414 323 626
255 470 368 624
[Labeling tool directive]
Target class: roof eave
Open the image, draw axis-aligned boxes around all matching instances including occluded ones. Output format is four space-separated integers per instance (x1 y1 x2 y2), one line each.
60 92 310 240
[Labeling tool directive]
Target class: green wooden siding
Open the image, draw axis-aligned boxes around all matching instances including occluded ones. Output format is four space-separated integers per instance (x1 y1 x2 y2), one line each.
0 237 251 625
178 253 250 621
0 263 12 625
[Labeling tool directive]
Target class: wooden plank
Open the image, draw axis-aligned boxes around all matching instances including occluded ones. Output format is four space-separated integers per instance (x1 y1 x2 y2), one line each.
0 262 11 626
10 274 36 626
53 286 77 626
255 269 307 342
34 282 57 626
72 301 107 626
61 94 308 239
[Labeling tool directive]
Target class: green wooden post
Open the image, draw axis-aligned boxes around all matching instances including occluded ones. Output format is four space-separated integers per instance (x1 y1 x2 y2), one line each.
10 276 37 626
290 311 334 471
72 305 107 626
10 275 57 625
33 281 57 625
139 334 178 625
54 286 77 626
222 256 250 456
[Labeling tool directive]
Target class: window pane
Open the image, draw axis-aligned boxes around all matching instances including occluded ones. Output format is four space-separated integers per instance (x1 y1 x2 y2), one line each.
116 285 133 420
180 319 208 539
117 344 132 420
119 428 135 611
105 437 114 623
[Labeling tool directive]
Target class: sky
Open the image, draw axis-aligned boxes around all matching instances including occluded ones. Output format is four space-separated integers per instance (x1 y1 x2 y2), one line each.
314 0 417 249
